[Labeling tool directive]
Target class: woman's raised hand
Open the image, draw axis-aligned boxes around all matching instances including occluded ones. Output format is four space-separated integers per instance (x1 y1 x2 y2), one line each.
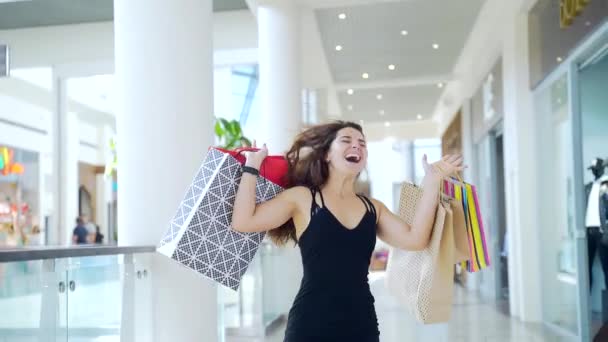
243 140 268 169
422 154 465 180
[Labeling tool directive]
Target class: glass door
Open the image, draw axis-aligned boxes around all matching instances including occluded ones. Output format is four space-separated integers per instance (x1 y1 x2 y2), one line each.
572 22 608 340
475 128 509 306
535 69 586 338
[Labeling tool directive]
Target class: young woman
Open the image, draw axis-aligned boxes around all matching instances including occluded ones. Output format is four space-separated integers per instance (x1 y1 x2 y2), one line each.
232 121 464 342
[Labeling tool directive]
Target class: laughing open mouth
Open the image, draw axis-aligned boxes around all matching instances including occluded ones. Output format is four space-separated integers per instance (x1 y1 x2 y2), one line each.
345 153 361 163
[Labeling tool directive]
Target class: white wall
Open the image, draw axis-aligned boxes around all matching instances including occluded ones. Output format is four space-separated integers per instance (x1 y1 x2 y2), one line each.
300 7 342 119
434 0 543 322
368 140 409 211
213 10 258 50
0 93 51 153
0 10 259 68
77 118 101 165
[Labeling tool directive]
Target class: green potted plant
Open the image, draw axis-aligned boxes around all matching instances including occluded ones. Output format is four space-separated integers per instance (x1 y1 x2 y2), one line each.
214 118 252 149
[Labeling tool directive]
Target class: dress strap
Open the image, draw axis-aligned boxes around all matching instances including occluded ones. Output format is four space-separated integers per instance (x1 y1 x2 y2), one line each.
310 188 322 217
317 188 327 208
358 195 377 220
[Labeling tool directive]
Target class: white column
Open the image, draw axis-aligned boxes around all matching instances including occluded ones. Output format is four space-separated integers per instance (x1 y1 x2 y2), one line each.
113 1 218 341
258 0 302 154
96 124 115 242
460 100 482 292
64 111 80 244
256 0 304 316
502 10 542 321
51 77 79 245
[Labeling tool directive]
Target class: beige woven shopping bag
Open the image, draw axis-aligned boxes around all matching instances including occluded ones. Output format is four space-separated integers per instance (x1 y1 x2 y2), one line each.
385 182 456 324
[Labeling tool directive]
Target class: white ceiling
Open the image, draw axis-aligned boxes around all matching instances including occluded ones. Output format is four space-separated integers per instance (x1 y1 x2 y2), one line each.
314 0 485 124
337 84 443 122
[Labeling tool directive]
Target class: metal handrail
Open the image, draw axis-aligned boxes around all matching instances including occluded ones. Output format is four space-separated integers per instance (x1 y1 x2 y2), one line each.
0 245 156 262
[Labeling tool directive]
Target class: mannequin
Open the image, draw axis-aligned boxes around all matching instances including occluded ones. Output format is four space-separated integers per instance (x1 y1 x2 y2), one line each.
586 157 608 291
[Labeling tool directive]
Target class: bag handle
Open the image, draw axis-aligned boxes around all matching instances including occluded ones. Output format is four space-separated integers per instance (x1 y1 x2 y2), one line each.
433 164 451 203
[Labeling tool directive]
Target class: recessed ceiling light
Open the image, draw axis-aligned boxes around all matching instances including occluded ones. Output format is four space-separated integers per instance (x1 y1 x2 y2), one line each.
432 43 440 49
376 94 383 100
400 30 408 36
338 13 347 20
347 105 353 111
347 89 354 95
437 82 444 88
585 21 591 26
388 64 396 70
417 114 423 120
362 73 369 79
557 56 563 63
384 121 391 127
335 45 343 51
379 110 385 115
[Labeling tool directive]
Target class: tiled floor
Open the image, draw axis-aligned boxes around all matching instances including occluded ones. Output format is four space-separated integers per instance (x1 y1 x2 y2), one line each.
228 272 573 342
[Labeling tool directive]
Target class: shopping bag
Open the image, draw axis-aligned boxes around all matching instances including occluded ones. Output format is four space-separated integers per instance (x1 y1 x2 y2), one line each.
451 196 470 264
385 182 455 324
444 179 490 273
462 183 490 272
444 180 470 264
157 147 288 290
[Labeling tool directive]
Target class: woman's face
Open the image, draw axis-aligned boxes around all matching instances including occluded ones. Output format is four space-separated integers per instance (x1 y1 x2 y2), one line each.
326 127 368 175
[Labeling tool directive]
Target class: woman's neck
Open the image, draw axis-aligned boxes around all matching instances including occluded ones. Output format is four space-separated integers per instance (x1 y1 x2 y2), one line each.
323 173 357 198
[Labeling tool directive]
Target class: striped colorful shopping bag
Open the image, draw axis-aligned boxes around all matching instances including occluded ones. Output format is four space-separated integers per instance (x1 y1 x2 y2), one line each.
455 182 490 272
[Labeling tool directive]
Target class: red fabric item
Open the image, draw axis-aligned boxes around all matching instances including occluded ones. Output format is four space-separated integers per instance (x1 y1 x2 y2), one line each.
212 147 289 187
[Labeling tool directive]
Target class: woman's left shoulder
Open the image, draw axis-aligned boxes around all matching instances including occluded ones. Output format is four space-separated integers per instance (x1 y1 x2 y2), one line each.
363 197 386 214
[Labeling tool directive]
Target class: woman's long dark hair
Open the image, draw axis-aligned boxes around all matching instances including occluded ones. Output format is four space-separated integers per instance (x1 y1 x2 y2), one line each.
268 121 364 246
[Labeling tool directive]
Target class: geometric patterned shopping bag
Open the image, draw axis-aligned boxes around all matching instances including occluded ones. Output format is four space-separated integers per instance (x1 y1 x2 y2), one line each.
157 147 286 290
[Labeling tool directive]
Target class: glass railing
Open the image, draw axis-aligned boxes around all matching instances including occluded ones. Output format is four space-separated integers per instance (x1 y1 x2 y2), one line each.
222 239 286 338
0 246 155 342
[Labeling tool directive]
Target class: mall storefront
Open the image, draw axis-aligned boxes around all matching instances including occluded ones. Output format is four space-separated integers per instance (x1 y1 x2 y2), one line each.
0 145 42 247
529 0 608 339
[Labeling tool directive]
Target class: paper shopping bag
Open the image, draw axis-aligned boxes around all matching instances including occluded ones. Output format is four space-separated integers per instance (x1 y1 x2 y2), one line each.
451 186 471 264
445 179 490 273
157 147 287 290
464 183 490 272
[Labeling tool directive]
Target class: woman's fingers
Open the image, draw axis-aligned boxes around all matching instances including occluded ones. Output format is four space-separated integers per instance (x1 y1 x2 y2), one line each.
448 154 462 164
422 154 431 172
452 155 464 167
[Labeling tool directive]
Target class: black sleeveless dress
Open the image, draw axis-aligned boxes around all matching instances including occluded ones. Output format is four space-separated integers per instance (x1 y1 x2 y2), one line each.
283 188 380 342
